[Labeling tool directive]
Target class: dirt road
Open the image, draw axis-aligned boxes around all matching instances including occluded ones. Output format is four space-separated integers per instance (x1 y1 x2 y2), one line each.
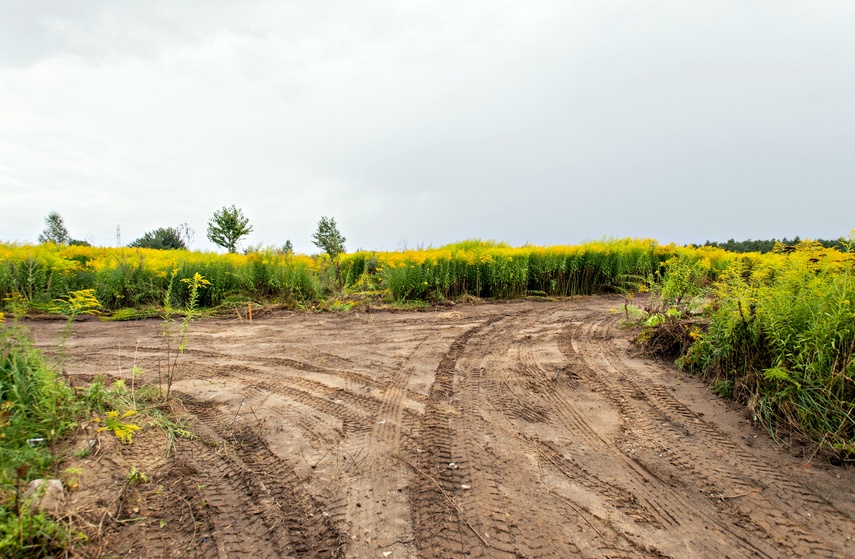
29 296 855 558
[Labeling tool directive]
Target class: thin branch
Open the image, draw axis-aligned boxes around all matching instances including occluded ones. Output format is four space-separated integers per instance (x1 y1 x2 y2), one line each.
720 487 763 500
396 454 493 549
229 400 244 428
548 491 603 537
177 494 198 543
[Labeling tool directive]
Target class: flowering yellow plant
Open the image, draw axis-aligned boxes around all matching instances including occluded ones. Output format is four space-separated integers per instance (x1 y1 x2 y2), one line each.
50 288 102 317
98 409 142 443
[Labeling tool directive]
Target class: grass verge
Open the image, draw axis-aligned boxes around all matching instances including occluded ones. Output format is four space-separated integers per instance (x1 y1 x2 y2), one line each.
633 238 855 461
1 320 194 557
1 323 83 557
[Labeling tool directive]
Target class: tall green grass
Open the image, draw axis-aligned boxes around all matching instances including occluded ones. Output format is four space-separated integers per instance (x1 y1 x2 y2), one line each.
677 241 855 457
340 238 714 301
1 324 83 557
0 326 79 477
1 239 733 313
0 244 320 313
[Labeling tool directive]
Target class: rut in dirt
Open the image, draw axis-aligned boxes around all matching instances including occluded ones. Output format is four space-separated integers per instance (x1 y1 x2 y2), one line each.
31 298 855 559
177 398 347 558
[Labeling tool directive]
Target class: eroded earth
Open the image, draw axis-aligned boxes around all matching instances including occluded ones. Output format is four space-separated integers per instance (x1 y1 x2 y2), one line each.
28 296 855 558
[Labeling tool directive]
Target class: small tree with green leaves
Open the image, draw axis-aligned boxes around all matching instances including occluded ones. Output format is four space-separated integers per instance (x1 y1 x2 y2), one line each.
312 216 346 260
207 205 252 253
312 216 346 286
38 212 70 244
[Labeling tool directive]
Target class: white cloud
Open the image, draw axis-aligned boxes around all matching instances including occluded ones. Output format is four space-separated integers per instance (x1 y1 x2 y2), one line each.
2 1 854 250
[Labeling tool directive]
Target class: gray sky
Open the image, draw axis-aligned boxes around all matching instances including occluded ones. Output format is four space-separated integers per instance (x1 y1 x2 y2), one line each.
2 1 853 253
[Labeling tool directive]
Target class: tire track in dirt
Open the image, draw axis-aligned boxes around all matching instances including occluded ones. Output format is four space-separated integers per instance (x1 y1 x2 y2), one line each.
341 328 468 559
253 381 374 435
182 361 382 435
589 316 854 558
184 321 470 558
481 310 762 558
487 311 658 557
180 347 388 392
459 313 608 557
563 314 849 558
410 316 505 558
452 315 537 558
26 299 855 559
412 310 646 558
561 317 781 557
589 317 835 497
373 331 445 447
181 397 347 558
175 364 351 461
514 336 679 534
505 326 677 553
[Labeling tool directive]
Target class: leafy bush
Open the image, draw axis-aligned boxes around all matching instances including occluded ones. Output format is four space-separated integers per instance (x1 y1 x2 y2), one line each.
128 227 188 250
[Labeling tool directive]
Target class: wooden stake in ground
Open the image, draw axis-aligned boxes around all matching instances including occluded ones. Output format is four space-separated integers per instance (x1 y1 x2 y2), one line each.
248 302 253 324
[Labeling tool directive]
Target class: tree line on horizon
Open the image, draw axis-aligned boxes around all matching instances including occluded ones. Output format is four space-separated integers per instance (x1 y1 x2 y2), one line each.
36 210 846 256
697 236 847 253
36 207 346 261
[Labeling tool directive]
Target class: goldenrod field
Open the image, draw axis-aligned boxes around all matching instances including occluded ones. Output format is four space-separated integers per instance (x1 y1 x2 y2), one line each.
0 243 319 312
0 238 733 312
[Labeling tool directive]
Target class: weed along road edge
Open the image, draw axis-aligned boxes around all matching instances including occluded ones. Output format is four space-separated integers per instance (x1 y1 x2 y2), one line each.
28 296 855 558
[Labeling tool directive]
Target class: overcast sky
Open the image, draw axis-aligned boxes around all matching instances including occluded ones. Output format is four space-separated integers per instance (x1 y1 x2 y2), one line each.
1 1 853 252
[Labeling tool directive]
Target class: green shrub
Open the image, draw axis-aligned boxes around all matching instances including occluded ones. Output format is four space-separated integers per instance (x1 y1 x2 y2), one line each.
1 325 83 557
679 241 855 456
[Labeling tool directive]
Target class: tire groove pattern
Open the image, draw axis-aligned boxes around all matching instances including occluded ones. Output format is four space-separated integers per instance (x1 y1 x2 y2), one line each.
459 311 650 558
182 397 347 558
411 316 502 558
563 315 848 558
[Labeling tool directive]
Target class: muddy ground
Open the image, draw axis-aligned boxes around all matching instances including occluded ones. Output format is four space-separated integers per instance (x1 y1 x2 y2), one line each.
27 296 855 558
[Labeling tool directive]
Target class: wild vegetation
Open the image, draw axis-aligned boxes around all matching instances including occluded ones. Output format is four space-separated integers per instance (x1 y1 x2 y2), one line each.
0 238 712 315
0 325 83 557
341 238 706 300
0 243 318 315
633 236 855 459
1 311 195 556
1 234 852 459
0 232 852 557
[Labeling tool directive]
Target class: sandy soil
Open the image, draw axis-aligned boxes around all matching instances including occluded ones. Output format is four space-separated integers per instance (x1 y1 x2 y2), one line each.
26 296 855 558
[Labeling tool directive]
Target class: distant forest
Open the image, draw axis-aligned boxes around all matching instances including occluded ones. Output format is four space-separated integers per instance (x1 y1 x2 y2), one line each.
696 237 847 253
